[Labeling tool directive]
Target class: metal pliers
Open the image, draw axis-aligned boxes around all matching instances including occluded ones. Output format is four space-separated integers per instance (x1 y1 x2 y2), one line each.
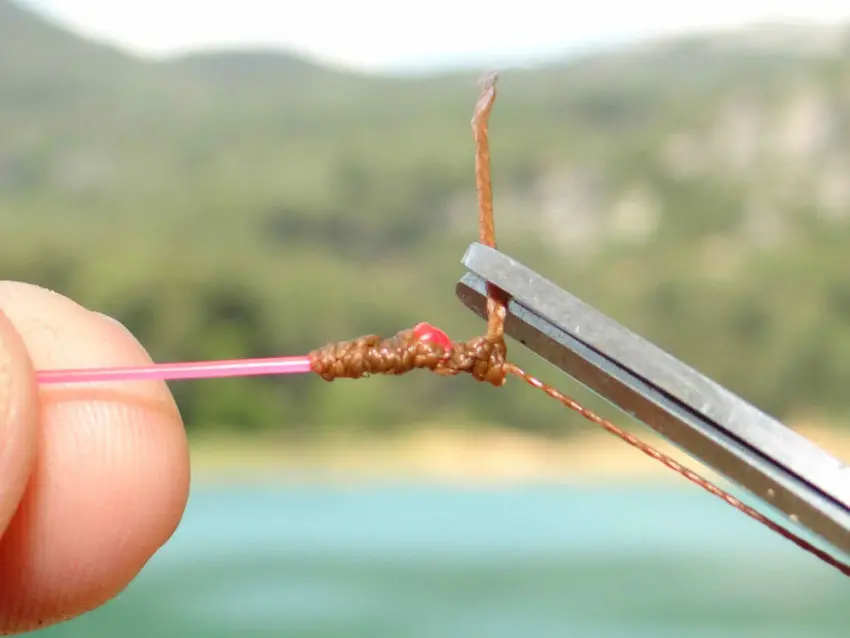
456 242 850 563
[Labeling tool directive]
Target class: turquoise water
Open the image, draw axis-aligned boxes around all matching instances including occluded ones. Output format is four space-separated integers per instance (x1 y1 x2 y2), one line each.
36 483 848 637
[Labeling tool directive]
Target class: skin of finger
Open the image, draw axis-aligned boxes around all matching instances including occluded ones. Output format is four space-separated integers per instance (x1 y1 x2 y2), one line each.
0 282 190 634
0 310 38 540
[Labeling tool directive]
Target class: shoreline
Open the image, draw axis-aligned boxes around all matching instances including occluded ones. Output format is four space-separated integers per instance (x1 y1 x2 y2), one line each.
188 422 850 485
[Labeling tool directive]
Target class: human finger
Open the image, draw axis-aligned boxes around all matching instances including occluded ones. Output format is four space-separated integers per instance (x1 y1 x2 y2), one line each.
0 282 190 634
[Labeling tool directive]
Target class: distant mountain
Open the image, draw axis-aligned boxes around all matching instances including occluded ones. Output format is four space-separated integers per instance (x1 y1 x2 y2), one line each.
5 1 850 431
168 49 358 84
0 0 142 96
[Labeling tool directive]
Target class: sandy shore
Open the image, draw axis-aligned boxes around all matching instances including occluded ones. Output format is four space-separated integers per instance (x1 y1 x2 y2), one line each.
188 420 850 485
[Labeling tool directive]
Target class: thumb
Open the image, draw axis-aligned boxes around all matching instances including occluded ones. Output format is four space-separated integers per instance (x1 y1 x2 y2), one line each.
0 309 38 539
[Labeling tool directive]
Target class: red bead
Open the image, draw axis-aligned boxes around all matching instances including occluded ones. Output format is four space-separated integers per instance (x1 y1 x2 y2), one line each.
413 322 453 353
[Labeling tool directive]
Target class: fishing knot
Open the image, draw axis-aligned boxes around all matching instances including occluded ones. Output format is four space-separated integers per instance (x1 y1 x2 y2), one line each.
308 323 507 387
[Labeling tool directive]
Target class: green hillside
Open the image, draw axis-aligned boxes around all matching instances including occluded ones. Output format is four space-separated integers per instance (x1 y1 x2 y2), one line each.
4 0 850 437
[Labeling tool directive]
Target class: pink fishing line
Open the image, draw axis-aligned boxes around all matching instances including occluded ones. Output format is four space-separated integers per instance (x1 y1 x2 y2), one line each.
36 355 313 385
34 323 451 386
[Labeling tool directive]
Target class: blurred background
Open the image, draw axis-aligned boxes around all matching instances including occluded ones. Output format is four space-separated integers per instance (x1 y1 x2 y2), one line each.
4 0 850 635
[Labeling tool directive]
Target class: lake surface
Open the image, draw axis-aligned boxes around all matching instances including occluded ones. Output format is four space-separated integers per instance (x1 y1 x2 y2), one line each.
34 483 848 637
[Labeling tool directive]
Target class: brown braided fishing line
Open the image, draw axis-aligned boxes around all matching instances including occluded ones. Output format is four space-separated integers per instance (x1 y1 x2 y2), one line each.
307 74 850 578
311 330 507 387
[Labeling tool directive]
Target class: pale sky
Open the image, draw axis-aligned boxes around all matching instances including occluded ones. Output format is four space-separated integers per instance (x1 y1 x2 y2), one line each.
21 0 850 72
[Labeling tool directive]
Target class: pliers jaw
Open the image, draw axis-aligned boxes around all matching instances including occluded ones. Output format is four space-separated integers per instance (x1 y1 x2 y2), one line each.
456 242 850 561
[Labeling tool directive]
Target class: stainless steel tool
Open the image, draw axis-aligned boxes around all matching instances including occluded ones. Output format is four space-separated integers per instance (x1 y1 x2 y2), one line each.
456 242 850 563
